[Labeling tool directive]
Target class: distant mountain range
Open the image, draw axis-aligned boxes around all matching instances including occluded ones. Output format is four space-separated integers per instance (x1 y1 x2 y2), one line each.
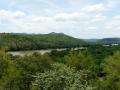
97 38 120 44
85 38 120 44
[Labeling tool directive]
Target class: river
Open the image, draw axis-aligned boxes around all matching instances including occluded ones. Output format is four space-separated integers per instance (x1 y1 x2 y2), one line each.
7 47 86 56
7 48 67 56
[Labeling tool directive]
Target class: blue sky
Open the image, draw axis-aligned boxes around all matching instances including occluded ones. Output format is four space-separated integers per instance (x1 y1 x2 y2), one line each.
0 0 120 39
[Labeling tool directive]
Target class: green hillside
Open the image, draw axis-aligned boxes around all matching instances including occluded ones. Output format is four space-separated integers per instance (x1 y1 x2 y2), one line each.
0 33 86 51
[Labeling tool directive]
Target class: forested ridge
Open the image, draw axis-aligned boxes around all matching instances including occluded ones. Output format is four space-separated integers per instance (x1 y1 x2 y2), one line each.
0 33 86 51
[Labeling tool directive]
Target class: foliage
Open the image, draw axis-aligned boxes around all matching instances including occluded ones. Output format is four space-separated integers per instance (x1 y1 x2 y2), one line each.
15 53 52 74
98 51 120 90
0 49 24 90
0 41 120 90
0 50 52 90
64 51 95 71
87 45 120 76
32 63 94 90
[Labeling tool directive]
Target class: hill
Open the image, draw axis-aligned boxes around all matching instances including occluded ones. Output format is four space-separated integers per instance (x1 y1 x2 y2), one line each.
0 33 86 51
97 38 120 44
85 38 120 45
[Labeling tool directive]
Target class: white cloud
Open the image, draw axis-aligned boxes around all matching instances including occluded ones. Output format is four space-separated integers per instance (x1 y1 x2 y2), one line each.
0 10 26 19
0 1 120 39
91 15 106 22
53 12 89 22
0 10 114 38
105 18 120 29
88 26 97 30
106 0 120 8
112 16 120 19
81 3 106 13
13 11 26 18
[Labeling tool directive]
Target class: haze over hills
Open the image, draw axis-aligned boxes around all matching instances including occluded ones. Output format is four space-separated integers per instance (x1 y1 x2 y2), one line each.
85 38 120 44
97 38 120 44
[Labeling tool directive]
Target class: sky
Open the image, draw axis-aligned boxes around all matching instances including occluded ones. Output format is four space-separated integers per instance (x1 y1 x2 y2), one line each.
0 0 120 39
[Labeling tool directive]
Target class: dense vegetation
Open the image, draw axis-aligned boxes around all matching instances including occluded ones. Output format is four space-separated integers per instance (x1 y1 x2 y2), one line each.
0 33 86 51
1 33 120 90
0 44 120 90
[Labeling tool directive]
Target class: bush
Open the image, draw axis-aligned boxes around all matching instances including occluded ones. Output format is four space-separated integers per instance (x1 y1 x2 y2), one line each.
32 63 95 90
98 51 120 90
64 51 95 71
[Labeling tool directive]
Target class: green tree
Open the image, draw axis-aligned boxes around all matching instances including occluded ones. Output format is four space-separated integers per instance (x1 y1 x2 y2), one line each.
64 51 95 71
32 63 94 90
99 51 120 90
0 49 23 90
